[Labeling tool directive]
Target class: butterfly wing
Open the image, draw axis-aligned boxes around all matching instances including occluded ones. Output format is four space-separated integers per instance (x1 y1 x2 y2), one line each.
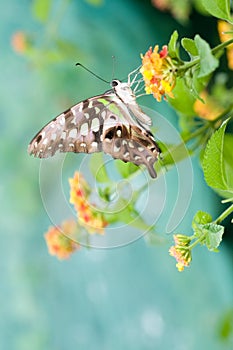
28 94 115 158
101 105 160 178
28 93 160 178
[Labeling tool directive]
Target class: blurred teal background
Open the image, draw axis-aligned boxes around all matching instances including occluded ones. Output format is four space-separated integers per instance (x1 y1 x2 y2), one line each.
1 0 233 349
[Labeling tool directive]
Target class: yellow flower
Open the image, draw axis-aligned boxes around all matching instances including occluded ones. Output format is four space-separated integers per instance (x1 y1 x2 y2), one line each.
79 211 108 235
69 171 108 235
140 45 177 101
218 20 233 70
194 91 224 121
44 220 80 260
169 234 192 271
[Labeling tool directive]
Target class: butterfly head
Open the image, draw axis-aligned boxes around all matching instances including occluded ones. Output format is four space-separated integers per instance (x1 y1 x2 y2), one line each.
111 79 120 88
111 79 136 104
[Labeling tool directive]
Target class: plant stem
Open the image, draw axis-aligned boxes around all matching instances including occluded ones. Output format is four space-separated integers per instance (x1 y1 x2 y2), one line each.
211 38 233 55
222 197 233 203
214 203 233 224
189 235 204 250
182 124 209 143
45 0 70 42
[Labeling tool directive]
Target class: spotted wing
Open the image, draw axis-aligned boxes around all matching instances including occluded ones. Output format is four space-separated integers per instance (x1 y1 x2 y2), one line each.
28 94 115 158
28 93 160 178
102 109 160 178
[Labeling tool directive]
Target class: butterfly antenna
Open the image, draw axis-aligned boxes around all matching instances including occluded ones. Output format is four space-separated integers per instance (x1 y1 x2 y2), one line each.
75 63 110 84
111 55 116 80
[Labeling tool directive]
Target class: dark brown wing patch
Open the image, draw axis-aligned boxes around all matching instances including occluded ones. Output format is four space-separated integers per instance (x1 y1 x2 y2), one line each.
102 124 160 178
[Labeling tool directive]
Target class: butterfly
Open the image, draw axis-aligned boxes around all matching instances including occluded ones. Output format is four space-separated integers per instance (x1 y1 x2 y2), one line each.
28 67 161 178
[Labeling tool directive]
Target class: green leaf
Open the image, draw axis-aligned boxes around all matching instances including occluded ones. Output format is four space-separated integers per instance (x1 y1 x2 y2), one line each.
193 0 210 15
115 160 138 178
89 153 110 183
97 186 112 203
32 0 52 22
169 78 195 115
200 0 231 21
192 210 212 240
168 31 180 60
202 223 224 251
181 38 198 57
202 119 229 190
223 134 233 189
192 210 212 230
194 35 219 78
218 309 233 340
169 69 207 114
214 133 233 199
184 72 207 102
192 211 224 251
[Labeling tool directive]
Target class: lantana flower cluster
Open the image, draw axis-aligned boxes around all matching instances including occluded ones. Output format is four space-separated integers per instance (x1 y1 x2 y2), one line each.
45 172 109 259
69 172 108 235
140 45 177 101
45 220 80 260
11 31 29 54
169 234 192 272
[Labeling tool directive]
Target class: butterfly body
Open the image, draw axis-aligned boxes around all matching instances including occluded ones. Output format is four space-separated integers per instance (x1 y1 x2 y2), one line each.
28 78 160 178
